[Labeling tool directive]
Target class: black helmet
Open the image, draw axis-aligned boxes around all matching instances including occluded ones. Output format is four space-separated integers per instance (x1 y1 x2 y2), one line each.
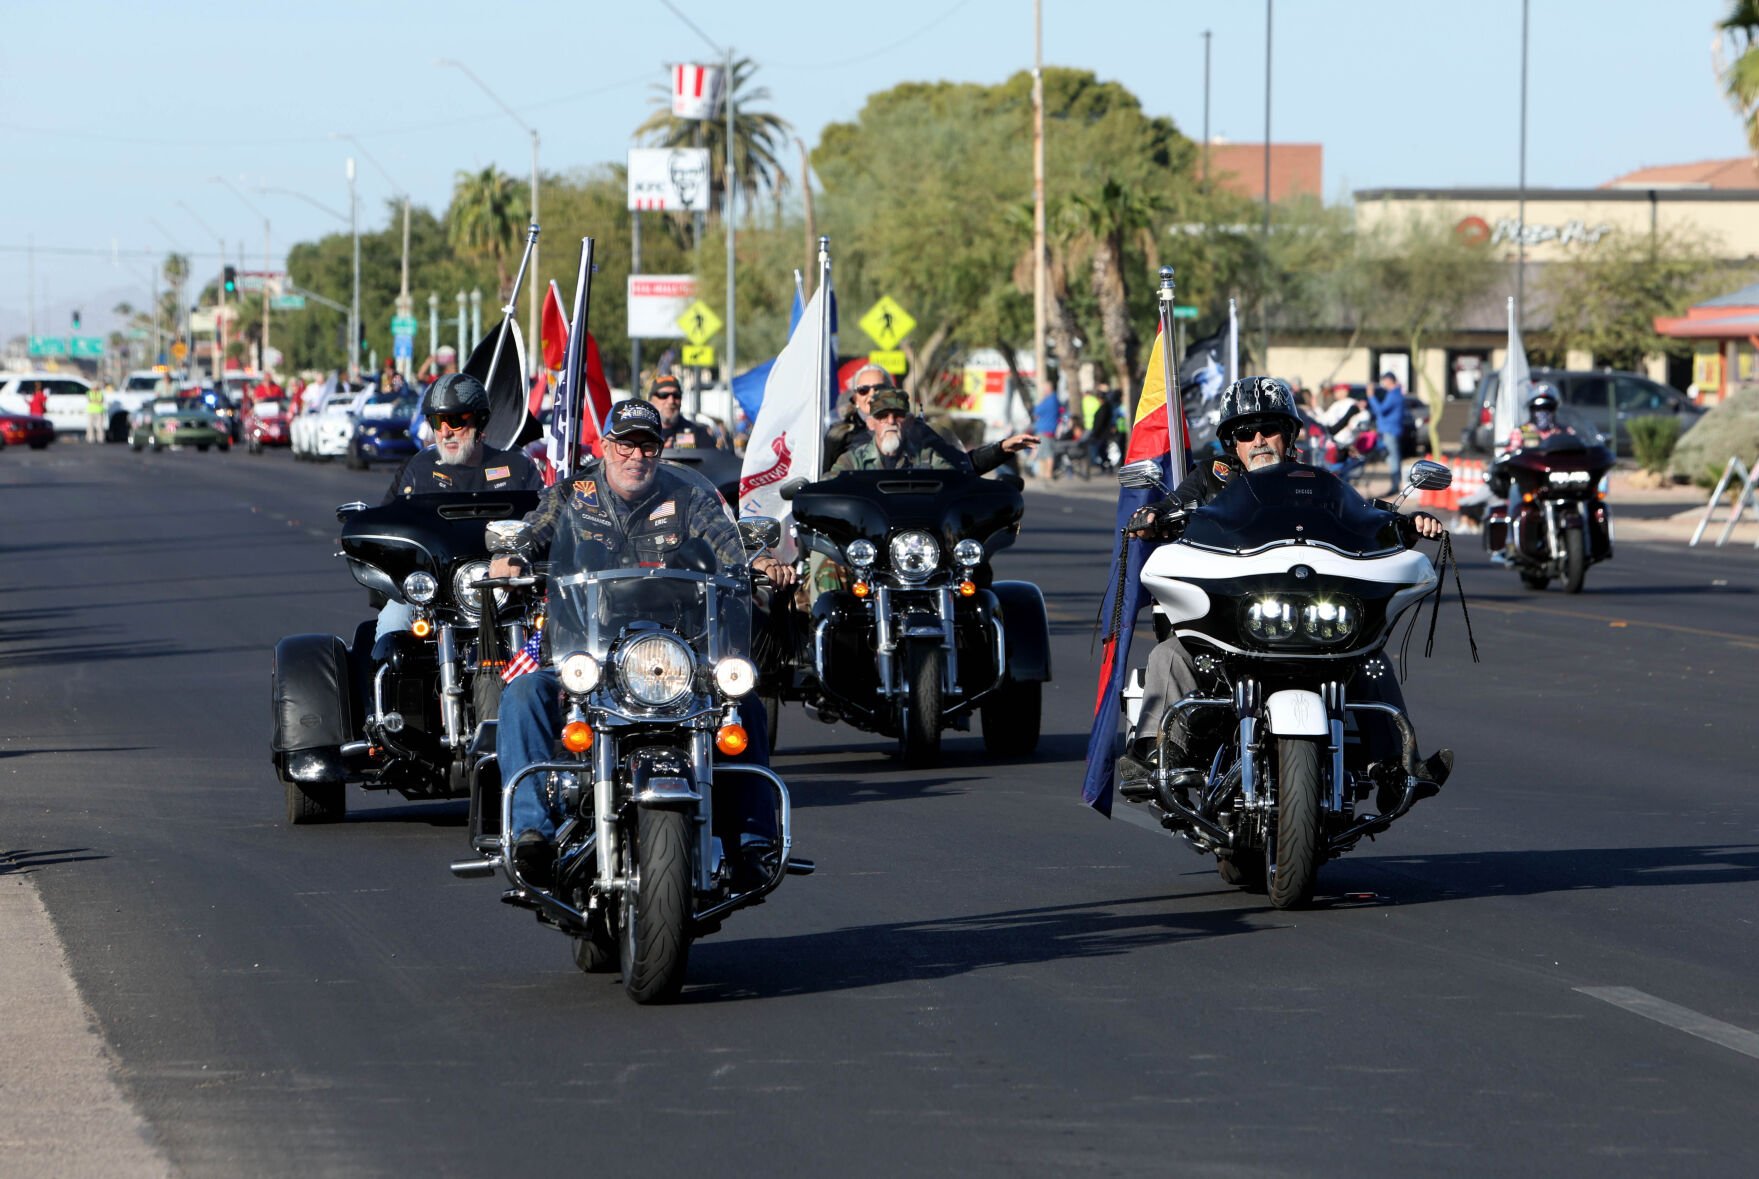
1526 384 1560 416
426 373 491 424
1216 376 1301 445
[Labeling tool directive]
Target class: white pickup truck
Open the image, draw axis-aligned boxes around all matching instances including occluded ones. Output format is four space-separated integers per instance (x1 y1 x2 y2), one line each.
0 369 182 440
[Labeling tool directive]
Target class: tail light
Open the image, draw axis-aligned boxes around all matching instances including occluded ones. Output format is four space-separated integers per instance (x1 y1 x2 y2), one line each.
1478 406 1492 426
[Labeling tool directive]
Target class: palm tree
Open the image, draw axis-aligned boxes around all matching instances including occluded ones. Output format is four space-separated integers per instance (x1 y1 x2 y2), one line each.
1718 1 1759 151
633 57 793 219
1068 179 1162 394
448 166 528 298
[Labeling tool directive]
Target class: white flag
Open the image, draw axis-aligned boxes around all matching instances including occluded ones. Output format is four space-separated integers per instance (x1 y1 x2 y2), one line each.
1226 298 1239 384
1493 296 1531 453
738 281 830 561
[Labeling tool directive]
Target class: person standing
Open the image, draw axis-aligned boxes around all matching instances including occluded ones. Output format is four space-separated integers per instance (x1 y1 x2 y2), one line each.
86 384 108 443
1032 386 1064 479
1369 371 1410 494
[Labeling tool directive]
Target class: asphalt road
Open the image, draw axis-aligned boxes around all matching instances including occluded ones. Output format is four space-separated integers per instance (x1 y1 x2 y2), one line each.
5 441 1759 1177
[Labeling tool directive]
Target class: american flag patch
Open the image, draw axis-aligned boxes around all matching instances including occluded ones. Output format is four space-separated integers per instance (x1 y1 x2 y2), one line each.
649 499 676 522
502 631 544 683
485 465 511 481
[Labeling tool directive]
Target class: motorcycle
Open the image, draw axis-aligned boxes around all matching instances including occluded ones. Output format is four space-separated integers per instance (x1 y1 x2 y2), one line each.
1483 433 1614 593
1117 458 1455 909
770 467 1051 765
448 521 812 1004
270 488 540 823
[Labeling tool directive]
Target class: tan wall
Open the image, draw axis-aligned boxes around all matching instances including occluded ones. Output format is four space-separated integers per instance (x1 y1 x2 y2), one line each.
1268 345 1370 390
1354 193 1759 260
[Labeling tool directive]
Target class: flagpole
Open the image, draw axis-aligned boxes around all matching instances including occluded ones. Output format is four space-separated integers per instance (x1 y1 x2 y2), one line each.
1157 267 1186 478
487 222 539 390
814 235 831 450
1227 297 1239 383
561 236 596 477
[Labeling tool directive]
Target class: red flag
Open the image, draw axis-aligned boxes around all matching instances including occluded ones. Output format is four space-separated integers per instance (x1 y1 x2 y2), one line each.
578 331 614 456
541 280 568 371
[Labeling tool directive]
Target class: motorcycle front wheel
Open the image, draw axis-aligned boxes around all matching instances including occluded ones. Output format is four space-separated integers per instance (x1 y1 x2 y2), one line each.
620 807 692 1003
900 641 944 767
1563 527 1587 594
1267 737 1321 910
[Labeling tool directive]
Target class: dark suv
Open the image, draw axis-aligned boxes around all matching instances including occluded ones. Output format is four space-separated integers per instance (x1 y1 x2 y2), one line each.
1461 368 1701 456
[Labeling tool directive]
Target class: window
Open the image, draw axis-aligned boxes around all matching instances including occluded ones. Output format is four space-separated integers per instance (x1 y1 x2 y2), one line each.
1612 376 1673 413
45 381 90 398
1566 376 1610 409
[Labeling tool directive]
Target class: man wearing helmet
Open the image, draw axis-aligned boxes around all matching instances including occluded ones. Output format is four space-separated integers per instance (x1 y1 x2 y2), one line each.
383 373 545 501
1503 385 1574 453
1120 378 1448 861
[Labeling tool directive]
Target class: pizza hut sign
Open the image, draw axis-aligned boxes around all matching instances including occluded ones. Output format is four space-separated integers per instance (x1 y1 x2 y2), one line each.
1456 215 1615 249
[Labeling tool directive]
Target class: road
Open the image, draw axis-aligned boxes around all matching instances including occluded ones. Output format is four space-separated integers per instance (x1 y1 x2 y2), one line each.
4 442 1759 1176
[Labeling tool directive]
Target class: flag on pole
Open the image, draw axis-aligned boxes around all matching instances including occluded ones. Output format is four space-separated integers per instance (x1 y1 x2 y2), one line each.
738 279 831 561
1082 329 1184 816
1492 296 1531 452
1226 298 1239 385
730 279 807 426
548 314 614 473
540 280 569 372
501 630 544 683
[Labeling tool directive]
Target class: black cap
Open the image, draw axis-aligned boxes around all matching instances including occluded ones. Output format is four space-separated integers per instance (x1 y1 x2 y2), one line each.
606 399 663 442
648 374 683 397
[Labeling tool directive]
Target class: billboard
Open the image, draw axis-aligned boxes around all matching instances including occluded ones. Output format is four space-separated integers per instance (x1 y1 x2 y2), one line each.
671 63 724 120
628 148 712 213
628 275 698 339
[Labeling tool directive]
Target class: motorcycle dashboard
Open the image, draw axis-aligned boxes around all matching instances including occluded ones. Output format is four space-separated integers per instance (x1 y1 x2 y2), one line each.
1182 464 1404 556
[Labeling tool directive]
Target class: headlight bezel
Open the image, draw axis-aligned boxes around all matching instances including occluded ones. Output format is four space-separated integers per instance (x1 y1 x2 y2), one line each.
889 529 940 582
615 632 696 707
1238 592 1362 647
954 538 984 567
846 538 877 568
401 571 438 604
451 559 507 623
713 656 757 698
558 650 601 695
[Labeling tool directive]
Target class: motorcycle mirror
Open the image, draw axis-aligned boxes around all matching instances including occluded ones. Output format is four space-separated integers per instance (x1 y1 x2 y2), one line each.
335 500 370 521
485 519 527 554
1117 459 1167 493
778 477 810 502
1405 459 1453 492
738 516 783 551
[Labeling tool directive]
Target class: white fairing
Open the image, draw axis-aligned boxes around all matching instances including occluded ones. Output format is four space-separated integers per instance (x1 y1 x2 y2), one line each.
1265 689 1329 736
1142 541 1438 628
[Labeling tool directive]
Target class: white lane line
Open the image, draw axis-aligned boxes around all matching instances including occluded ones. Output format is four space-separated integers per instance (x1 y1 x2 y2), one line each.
1575 986 1759 1062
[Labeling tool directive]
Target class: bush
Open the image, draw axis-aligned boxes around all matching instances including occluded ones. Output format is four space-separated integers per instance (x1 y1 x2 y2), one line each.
1628 415 1682 473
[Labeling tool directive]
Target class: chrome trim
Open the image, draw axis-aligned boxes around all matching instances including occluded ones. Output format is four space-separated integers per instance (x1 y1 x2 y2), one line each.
812 618 831 683
692 763 793 926
634 776 701 804
1183 536 1404 560
437 624 464 749
874 584 896 695
1238 715 1259 807
1328 717 1347 814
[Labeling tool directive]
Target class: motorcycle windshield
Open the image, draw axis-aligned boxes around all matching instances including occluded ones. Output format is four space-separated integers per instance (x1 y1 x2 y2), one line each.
1182 463 1403 556
545 564 750 667
791 469 1024 555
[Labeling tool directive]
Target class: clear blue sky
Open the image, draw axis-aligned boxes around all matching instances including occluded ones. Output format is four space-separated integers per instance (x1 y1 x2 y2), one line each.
1 0 1747 343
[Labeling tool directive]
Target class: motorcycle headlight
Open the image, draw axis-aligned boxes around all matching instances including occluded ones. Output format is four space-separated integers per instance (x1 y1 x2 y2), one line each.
713 656 756 698
889 530 940 581
558 651 600 695
451 560 507 623
1301 597 1359 642
846 538 877 568
617 633 695 706
954 538 984 567
1241 595 1299 643
401 571 438 604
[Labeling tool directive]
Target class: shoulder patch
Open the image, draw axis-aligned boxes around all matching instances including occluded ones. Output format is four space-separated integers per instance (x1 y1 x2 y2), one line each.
571 479 599 509
485 465 511 481
1211 460 1230 482
432 469 452 485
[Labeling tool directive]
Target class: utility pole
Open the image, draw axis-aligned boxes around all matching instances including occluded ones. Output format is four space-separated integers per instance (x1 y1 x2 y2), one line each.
631 209 643 386
348 157 361 381
1032 0 1048 408
456 290 467 360
429 292 440 361
725 45 736 392
1261 0 1274 373
1517 0 1529 330
1202 30 1212 187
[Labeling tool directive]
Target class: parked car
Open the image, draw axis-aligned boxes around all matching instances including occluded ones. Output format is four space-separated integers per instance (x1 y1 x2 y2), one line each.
129 398 231 452
245 398 291 453
345 394 419 469
1461 367 1702 456
0 412 55 450
0 372 96 436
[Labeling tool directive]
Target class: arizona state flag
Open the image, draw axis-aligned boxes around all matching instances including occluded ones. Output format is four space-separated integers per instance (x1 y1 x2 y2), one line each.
1081 328 1190 816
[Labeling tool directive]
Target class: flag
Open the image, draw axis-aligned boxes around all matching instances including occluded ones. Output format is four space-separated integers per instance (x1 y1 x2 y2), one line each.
1226 298 1239 384
501 630 544 684
541 280 568 372
549 318 614 473
738 278 831 561
1082 328 1183 816
1492 296 1530 452
730 278 807 426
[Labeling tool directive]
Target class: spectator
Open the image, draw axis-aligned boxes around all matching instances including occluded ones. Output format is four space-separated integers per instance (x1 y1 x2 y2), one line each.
1368 371 1410 494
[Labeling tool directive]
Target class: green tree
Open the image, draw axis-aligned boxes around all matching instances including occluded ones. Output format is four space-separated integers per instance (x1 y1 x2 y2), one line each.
1717 1 1759 151
1068 178 1163 392
634 57 793 220
1537 227 1734 370
448 166 529 298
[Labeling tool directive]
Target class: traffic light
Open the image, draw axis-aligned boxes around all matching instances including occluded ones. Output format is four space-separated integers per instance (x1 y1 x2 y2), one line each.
223 266 237 295
71 309 81 330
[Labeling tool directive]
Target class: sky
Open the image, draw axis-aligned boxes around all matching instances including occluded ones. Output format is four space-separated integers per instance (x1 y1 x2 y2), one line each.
1 0 1748 344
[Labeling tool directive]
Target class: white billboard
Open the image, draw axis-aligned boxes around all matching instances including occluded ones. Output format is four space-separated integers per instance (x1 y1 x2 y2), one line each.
671 63 724 120
628 147 712 213
627 275 698 339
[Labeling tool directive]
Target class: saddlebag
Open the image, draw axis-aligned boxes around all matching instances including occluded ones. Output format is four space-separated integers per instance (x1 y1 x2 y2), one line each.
990 580 1052 683
272 634 355 761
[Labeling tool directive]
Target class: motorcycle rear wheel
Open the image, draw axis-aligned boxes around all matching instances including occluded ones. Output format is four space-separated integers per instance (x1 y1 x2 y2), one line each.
1267 737 1321 910
285 779 345 825
900 641 943 767
1563 527 1587 594
620 807 692 1003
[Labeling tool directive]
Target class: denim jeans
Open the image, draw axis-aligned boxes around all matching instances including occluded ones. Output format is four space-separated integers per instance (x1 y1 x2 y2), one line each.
1383 431 1404 493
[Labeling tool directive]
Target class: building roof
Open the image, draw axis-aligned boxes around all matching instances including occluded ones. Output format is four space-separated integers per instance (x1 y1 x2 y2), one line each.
1700 281 1759 308
1653 280 1759 339
1353 185 1759 203
1603 157 1759 190
1202 142 1322 203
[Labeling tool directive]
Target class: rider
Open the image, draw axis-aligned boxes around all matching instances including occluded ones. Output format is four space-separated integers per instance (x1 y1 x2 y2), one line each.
647 374 722 449
823 364 889 471
831 388 1039 474
488 399 796 881
1502 384 1574 453
1120 377 1451 846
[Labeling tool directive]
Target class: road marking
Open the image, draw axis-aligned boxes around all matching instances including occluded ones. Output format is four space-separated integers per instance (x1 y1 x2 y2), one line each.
1472 599 1759 650
1575 986 1759 1062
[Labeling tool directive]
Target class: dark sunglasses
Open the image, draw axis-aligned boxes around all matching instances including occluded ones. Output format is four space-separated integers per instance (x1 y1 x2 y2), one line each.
649 388 682 400
1226 419 1282 444
608 436 662 458
427 411 478 430
852 383 893 396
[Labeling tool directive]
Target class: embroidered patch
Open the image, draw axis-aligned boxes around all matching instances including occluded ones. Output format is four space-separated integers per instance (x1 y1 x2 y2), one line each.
1211 460 1230 481
485 465 511 481
571 479 599 509
649 499 676 522
432 469 452 485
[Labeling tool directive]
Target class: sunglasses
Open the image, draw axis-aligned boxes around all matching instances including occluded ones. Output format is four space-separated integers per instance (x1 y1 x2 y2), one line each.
608 437 662 458
649 388 682 401
1226 419 1282 444
427 412 477 430
852 383 893 396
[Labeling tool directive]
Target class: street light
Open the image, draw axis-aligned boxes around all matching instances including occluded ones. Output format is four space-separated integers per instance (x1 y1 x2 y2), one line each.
436 59 540 377
256 184 358 378
335 133 414 373
177 200 228 379
212 175 273 371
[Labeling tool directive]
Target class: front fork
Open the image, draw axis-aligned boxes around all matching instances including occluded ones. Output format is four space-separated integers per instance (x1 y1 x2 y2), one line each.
872 584 958 696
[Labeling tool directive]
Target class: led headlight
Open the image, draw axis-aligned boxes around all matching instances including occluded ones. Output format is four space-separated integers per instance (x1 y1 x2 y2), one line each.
846 538 877 568
954 539 984 567
1547 470 1591 484
1301 598 1359 642
617 633 695 706
889 530 940 581
402 571 438 604
713 656 757 697
1242 595 1299 642
558 651 601 695
451 560 508 623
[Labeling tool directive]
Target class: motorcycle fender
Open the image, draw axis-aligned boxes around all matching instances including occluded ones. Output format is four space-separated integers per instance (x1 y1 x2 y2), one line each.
1264 689 1329 737
900 609 942 639
630 749 700 806
990 579 1051 683
272 633 354 753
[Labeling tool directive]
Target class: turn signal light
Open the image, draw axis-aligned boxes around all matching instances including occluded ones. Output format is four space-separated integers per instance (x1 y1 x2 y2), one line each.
852 581 870 598
411 617 433 637
716 723 749 756
958 579 977 597
1521 492 1534 504
561 721 594 752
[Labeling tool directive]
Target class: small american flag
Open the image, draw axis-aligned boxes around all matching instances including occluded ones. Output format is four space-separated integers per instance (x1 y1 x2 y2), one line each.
502 631 544 683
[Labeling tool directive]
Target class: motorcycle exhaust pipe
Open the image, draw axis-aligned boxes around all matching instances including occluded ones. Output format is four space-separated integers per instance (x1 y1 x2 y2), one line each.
450 856 500 879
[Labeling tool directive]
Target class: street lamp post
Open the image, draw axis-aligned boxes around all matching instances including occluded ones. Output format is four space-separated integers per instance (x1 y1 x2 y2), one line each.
470 288 483 343
348 157 360 381
336 133 415 373
177 200 226 380
456 290 468 360
437 59 540 377
213 176 272 372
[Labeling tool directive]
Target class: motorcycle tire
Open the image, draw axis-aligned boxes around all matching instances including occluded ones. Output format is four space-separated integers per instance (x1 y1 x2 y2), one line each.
620 807 692 1004
980 678 1041 756
197 443 210 452
1563 528 1587 594
900 641 944 768
285 780 345 825
248 438 262 455
1267 737 1321 910
572 907 618 974
1519 568 1551 591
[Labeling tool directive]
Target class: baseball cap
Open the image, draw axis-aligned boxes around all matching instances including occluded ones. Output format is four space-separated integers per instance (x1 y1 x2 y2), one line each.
869 389 910 417
648 374 683 398
606 399 664 442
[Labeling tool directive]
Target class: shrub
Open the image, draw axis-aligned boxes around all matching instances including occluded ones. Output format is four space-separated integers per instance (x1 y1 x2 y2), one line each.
1628 415 1682 474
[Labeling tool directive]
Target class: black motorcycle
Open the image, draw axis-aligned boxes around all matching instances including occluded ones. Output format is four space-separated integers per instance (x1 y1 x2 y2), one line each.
270 489 540 823
1483 433 1614 593
769 468 1051 765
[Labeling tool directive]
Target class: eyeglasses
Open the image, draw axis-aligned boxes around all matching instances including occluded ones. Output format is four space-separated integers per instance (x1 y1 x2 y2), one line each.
649 388 682 401
1226 419 1281 444
608 437 662 458
852 383 893 396
427 412 477 431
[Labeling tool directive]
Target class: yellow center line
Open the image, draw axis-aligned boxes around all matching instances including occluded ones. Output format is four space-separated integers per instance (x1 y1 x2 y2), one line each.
1472 598 1759 649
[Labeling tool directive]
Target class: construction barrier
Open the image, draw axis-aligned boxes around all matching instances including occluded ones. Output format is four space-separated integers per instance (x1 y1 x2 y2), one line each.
1417 456 1485 514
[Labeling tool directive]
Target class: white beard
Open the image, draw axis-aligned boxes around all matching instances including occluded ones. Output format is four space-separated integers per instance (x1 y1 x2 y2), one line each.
878 431 902 457
435 435 483 467
1245 446 1281 470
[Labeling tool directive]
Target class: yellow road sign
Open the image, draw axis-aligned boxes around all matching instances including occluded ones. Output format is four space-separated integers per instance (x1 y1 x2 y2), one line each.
170 340 188 361
681 344 716 368
868 350 907 376
676 300 723 346
859 295 916 350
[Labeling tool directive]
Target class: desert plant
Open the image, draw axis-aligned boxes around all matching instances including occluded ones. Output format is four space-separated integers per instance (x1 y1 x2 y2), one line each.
1628 415 1683 473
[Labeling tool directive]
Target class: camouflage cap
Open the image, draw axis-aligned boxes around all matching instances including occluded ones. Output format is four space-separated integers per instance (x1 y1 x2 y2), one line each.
868 388 910 417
